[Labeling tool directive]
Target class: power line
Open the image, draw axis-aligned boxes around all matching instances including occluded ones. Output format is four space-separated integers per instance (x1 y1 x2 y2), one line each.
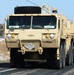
26 0 38 6
25 0 49 13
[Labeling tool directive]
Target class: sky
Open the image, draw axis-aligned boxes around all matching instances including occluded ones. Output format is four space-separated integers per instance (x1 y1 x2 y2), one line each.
0 0 74 23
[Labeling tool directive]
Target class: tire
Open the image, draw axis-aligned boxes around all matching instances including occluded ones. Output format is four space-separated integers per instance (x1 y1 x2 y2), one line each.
55 60 62 69
62 42 66 68
10 49 18 68
70 41 73 65
10 48 25 68
65 38 72 65
10 59 17 68
55 43 63 69
17 52 25 68
66 41 74 66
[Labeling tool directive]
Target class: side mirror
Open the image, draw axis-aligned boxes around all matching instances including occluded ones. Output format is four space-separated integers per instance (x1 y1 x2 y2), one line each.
9 27 14 32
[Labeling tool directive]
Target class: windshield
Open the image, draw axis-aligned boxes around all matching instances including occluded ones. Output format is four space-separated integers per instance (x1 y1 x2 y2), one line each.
7 16 31 29
32 16 56 29
7 16 57 29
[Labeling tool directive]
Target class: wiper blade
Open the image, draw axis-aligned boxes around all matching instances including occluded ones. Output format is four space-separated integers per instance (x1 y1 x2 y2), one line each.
32 25 43 29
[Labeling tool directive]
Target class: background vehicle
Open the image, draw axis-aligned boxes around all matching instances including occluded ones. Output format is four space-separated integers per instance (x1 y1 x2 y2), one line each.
5 5 74 69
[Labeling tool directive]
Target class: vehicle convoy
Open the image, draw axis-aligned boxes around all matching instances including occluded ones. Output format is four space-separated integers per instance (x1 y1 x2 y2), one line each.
4 5 74 69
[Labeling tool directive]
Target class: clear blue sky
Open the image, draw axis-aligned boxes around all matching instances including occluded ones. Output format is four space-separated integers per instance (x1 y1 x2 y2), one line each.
0 0 74 23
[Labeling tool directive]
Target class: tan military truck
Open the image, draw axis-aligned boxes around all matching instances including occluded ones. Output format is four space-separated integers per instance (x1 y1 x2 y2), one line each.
4 6 74 69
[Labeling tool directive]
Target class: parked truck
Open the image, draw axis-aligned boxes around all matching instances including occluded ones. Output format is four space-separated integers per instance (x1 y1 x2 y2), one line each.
4 5 74 69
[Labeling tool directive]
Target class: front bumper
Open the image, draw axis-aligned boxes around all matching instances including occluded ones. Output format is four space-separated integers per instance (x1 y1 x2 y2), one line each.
5 38 59 49
42 39 58 48
5 39 20 48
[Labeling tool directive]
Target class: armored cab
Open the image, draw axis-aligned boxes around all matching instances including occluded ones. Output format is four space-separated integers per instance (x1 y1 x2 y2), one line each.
5 6 74 69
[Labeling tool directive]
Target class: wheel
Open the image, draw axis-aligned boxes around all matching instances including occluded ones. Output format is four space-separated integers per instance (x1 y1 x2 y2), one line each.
65 38 72 65
62 42 66 68
55 60 62 69
55 43 63 69
66 41 73 65
17 52 25 68
10 48 25 68
73 42 74 62
70 41 73 65
10 49 18 68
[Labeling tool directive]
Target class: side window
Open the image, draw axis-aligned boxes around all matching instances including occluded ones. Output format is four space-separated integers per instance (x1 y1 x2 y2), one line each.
7 19 9 29
58 20 60 29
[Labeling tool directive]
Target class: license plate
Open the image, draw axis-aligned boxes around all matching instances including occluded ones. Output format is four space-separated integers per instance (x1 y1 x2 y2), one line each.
25 43 35 50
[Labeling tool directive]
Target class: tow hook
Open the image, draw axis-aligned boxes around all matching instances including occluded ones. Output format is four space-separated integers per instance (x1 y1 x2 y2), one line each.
18 47 25 54
38 47 43 55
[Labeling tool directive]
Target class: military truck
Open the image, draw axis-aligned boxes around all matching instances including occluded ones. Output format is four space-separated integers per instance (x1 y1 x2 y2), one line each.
4 5 74 69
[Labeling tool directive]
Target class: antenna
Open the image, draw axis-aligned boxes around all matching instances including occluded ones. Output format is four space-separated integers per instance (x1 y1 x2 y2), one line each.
41 5 50 14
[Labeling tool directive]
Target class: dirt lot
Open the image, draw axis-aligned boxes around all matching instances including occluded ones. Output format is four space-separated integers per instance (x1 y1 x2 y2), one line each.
0 40 10 61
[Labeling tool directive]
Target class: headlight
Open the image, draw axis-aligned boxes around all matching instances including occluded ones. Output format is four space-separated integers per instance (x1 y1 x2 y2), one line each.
7 34 12 38
12 34 15 38
50 34 55 38
45 34 50 38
